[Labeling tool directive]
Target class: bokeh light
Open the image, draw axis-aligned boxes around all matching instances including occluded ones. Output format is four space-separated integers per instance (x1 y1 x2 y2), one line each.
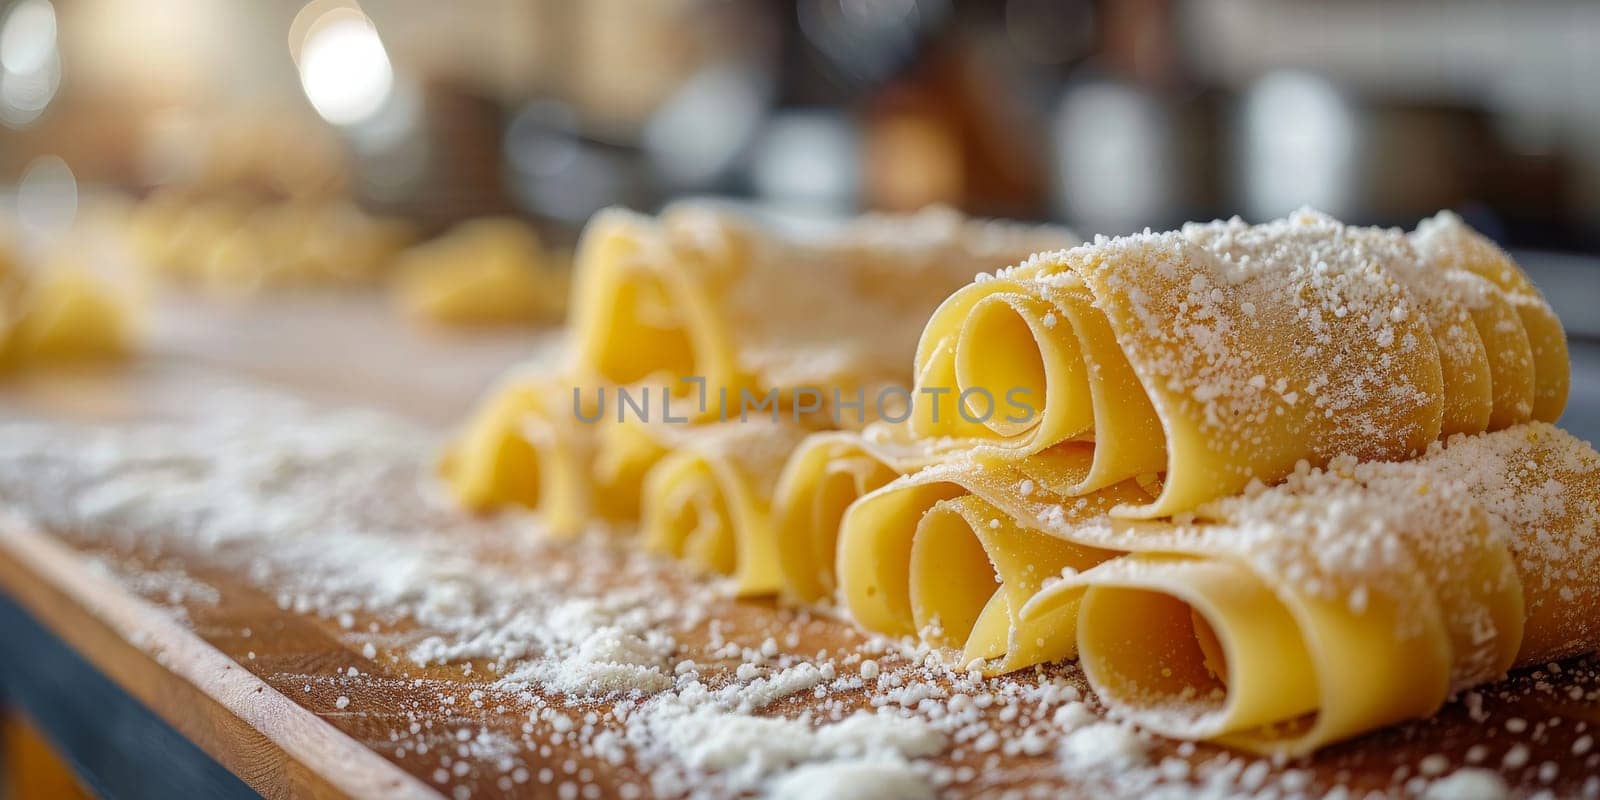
292 4 393 127
15 154 77 240
0 0 60 128
1241 71 1357 220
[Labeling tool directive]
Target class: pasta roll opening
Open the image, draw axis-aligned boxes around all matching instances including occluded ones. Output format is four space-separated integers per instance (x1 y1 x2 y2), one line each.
591 270 699 388
1075 557 1323 740
644 457 738 576
570 213 727 397
954 295 1056 439
440 412 541 512
640 422 804 595
439 377 595 535
837 481 967 635
1190 607 1228 683
1079 586 1229 712
908 499 1003 649
778 460 889 601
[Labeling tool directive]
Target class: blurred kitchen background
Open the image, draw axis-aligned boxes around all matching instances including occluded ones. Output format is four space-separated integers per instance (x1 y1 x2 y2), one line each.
0 0 1596 433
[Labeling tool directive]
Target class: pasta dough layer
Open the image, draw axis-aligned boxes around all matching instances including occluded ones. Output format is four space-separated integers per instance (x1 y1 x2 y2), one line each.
770 426 954 603
446 205 1071 542
439 372 596 536
836 442 1153 673
393 218 568 326
1 266 134 370
837 420 1595 753
1021 423 1597 756
911 209 1567 517
641 420 811 595
571 204 1075 407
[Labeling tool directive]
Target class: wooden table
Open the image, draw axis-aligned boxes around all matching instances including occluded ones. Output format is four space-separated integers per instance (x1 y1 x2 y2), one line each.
2 293 1598 799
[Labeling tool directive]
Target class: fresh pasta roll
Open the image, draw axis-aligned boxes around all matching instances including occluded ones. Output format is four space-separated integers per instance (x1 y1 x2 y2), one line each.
1022 423 1599 756
911 208 1567 518
591 413 676 523
2 267 133 367
442 205 1065 543
772 432 904 604
570 203 1076 405
1412 210 1569 424
392 217 568 326
770 425 952 603
591 402 757 522
836 444 1154 674
438 372 597 536
641 420 812 595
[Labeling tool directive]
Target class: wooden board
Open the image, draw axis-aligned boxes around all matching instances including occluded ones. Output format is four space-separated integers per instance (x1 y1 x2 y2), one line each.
2 295 1599 799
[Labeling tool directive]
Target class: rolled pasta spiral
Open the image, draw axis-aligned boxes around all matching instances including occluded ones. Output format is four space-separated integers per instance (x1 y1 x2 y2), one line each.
910 208 1568 518
444 204 1068 539
1030 423 1599 756
769 425 958 603
838 423 1599 754
641 420 811 595
573 203 1077 405
438 372 596 536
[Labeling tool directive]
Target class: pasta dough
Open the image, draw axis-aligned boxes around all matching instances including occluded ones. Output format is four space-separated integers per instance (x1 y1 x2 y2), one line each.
827 210 1587 754
836 441 1153 673
641 420 811 595
839 423 1598 754
0 264 134 371
1412 211 1569 423
910 209 1567 517
571 203 1075 405
392 218 569 326
770 425 954 602
1022 423 1599 756
447 205 1070 542
439 372 596 536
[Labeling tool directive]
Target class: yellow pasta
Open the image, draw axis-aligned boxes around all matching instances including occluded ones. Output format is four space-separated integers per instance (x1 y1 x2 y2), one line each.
641 420 811 595
591 412 676 523
447 204 1070 548
911 209 1567 517
769 425 956 603
1 265 134 370
838 423 1596 752
826 210 1586 753
129 193 411 293
837 443 1153 673
392 217 568 326
438 372 596 536
571 203 1075 404
1019 423 1598 756
1412 211 1569 423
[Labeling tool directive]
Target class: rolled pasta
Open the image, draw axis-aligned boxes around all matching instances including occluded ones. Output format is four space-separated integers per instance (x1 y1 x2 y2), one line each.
1412 210 1569 423
438 372 597 536
392 217 568 326
770 424 953 603
836 442 1154 674
571 203 1076 405
1 265 134 370
591 412 675 523
641 420 812 595
911 208 1567 517
446 205 1071 545
1020 423 1599 756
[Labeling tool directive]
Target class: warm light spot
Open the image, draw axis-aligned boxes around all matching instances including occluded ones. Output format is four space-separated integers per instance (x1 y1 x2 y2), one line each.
293 6 393 126
0 0 59 128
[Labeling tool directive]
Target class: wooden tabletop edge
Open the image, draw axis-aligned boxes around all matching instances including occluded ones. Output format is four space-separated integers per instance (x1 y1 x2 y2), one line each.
0 509 443 800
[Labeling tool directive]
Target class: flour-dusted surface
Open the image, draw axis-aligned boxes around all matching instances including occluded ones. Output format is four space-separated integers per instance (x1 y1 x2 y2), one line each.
2 367 1600 798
